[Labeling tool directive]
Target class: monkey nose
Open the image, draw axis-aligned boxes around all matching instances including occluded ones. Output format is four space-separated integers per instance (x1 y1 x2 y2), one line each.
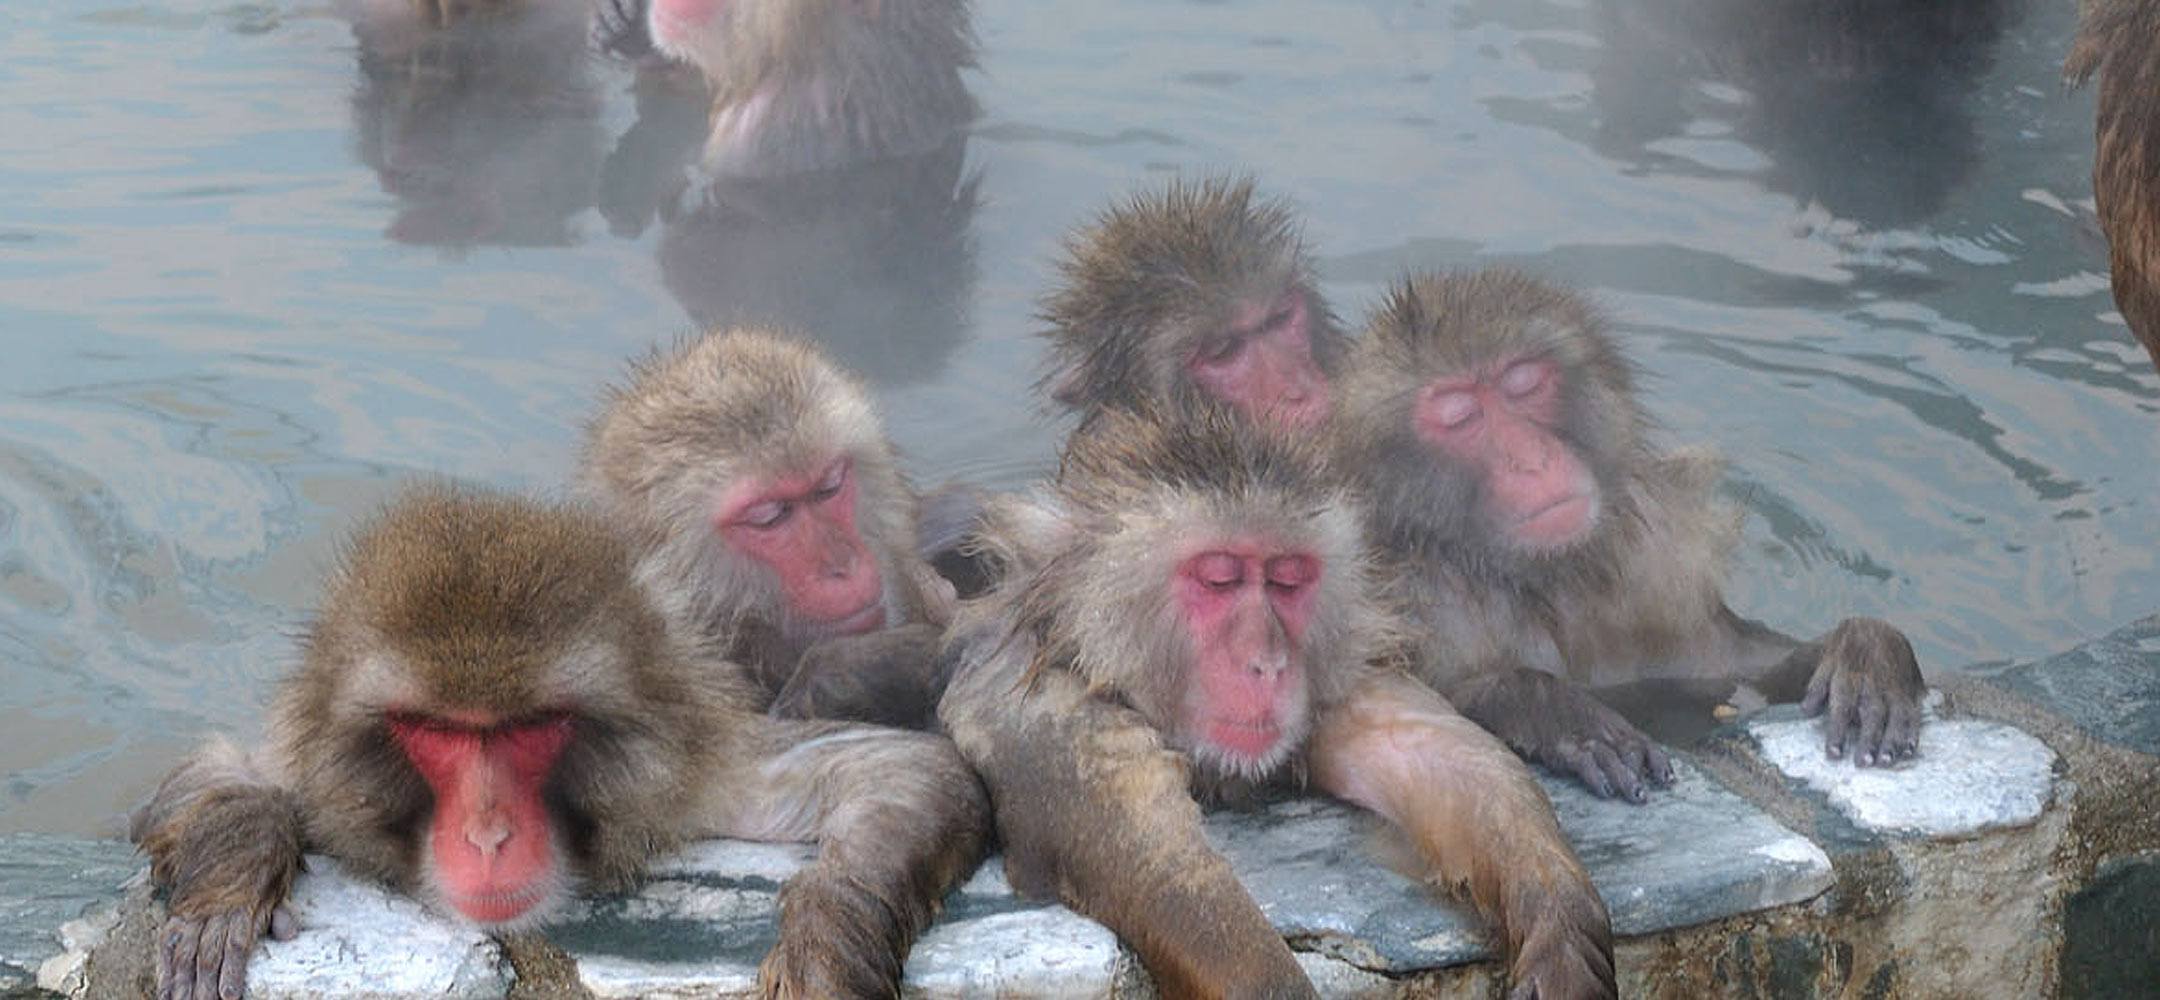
466 814 512 857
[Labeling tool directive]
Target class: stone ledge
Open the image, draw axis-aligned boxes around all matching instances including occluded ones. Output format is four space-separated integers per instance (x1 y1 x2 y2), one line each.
0 833 136 997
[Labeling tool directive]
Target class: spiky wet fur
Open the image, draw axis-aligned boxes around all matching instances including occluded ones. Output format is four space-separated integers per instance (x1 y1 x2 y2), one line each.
962 407 1390 788
1036 175 1347 423
1333 269 1741 686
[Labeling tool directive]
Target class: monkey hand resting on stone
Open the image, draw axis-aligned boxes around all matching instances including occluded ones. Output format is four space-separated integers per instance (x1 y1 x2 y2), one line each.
1333 269 1928 802
132 486 987 999
940 407 1615 1000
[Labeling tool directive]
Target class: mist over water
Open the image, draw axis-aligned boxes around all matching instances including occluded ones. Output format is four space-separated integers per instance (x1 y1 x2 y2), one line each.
0 0 2151 834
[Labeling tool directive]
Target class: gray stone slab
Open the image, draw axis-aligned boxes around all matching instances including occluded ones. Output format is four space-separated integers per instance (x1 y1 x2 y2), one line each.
245 858 510 999
1213 761 1832 974
1747 693 2059 839
551 840 1124 998
1989 613 2160 757
0 833 137 994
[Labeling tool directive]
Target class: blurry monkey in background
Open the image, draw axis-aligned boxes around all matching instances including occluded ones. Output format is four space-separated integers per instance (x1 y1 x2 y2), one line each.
1334 270 1927 802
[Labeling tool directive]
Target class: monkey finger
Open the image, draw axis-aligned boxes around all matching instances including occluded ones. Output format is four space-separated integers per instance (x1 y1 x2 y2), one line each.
1883 699 1920 762
1854 697 1891 767
1821 677 1859 760
269 906 299 942
1637 740 1676 787
219 910 260 999
1800 669 1831 717
1591 742 1646 804
166 918 203 1000
154 921 175 1000
1561 745 1617 799
192 913 233 1000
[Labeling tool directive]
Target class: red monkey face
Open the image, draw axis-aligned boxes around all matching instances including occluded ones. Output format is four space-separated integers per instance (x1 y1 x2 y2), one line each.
1173 544 1320 775
389 712 574 925
1413 356 1601 553
718 456 887 635
1185 290 1332 431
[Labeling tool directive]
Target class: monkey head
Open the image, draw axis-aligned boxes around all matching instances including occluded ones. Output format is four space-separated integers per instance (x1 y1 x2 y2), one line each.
999 409 1381 781
279 487 697 928
642 0 977 176
583 328 917 642
1336 269 1649 579
1039 177 1343 432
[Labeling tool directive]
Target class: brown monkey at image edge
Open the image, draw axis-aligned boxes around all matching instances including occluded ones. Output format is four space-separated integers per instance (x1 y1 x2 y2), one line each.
1334 269 1927 801
582 328 959 729
941 408 1615 999
131 486 987 999
2066 0 2160 375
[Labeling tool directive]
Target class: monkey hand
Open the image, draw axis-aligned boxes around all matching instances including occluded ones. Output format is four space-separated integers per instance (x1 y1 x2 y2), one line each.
1454 669 1674 803
155 902 297 1000
1503 880 1617 1000
757 868 907 999
771 623 947 729
1800 617 1924 767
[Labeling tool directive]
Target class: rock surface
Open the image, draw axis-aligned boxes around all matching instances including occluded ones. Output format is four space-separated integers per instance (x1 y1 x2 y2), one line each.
244 859 510 999
0 833 137 995
1989 612 2160 756
1747 694 2059 838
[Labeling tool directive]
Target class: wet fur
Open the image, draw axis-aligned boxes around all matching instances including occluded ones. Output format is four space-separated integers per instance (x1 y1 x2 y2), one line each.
1037 176 1347 423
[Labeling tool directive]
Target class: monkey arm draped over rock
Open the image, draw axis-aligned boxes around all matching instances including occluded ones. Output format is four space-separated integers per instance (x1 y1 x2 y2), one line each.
939 409 1614 1000
133 487 987 1000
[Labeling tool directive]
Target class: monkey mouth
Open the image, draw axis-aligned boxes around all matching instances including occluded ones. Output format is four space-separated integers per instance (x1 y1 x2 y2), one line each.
829 599 888 636
1514 493 1596 548
1206 717 1284 759
445 881 554 926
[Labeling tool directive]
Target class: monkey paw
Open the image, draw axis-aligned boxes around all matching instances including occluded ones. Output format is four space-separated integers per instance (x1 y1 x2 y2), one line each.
155 905 295 1000
1461 669 1674 804
1800 617 1925 767
1504 884 1617 1000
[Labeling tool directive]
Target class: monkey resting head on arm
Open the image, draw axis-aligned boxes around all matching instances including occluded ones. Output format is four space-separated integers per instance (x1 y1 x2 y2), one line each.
582 327 959 728
132 485 987 1000
1333 268 1928 803
939 408 1615 999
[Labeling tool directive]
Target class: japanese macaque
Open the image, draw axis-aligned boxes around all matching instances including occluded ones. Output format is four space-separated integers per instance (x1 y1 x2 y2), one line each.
581 328 959 728
940 408 1615 999
1039 176 1343 431
131 486 987 1000
594 0 977 179
344 0 603 249
2067 0 2160 374
1333 269 1927 801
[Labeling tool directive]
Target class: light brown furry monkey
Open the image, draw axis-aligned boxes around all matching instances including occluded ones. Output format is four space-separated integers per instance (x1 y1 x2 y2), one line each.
133 486 987 1000
596 0 977 179
1039 176 1343 431
581 328 958 728
1334 269 1927 801
940 408 1615 1000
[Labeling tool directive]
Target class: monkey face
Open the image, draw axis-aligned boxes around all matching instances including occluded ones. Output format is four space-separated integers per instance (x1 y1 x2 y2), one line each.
716 455 888 636
1169 544 1320 780
1412 356 1603 556
389 711 575 925
1182 287 1333 432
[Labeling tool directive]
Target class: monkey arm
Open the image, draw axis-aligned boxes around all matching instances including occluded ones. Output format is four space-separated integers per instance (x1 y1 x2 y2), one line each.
940 655 1318 1000
129 737 305 1000
769 623 950 729
1309 671 1617 1000
704 715 989 998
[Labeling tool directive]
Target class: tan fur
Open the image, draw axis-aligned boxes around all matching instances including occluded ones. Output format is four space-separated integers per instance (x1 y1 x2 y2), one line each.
1037 175 1346 423
2068 0 2160 373
134 485 988 998
940 407 1611 997
581 327 942 697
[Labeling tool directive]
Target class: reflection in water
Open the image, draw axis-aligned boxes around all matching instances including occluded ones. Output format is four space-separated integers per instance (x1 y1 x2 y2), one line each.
346 0 604 248
599 68 981 387
1591 0 2014 228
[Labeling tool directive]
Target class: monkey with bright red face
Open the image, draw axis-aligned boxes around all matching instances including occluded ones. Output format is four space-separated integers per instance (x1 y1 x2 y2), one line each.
132 487 987 1000
941 408 1616 1000
583 329 958 728
1334 269 1929 801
